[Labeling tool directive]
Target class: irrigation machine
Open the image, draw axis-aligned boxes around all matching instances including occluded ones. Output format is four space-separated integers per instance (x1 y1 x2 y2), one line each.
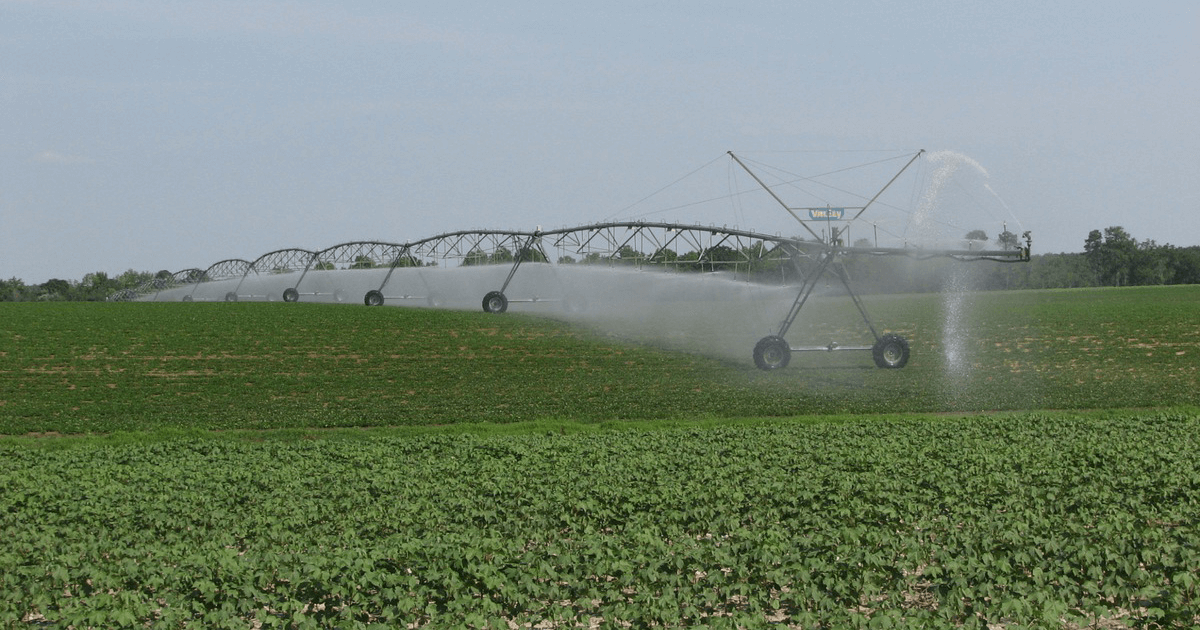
113 150 1030 371
725 151 1030 370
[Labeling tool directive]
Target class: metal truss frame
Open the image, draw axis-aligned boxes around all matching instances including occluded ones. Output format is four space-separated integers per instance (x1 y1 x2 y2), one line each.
117 150 1033 370
215 248 317 302
725 151 1031 370
175 259 253 302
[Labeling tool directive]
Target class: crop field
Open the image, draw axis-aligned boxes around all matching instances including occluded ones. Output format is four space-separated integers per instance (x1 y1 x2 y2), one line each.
3 285 1199 435
1 285 1199 627
2 412 1198 628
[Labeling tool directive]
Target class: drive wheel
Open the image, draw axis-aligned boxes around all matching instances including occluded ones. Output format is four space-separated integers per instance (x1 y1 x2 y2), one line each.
482 291 508 314
182 295 193 302
753 335 791 371
224 291 238 302
364 290 384 306
872 333 910 369
283 288 299 302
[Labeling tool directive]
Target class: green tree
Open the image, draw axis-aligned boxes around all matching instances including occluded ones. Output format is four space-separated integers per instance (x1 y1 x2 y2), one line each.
698 245 742 272
1132 239 1170 285
42 278 72 300
518 245 548 263
463 247 488 266
616 245 643 265
390 254 421 268
490 246 514 264
78 271 120 300
997 230 1021 250
1085 226 1137 286
0 277 28 301
1167 246 1200 284
649 247 678 264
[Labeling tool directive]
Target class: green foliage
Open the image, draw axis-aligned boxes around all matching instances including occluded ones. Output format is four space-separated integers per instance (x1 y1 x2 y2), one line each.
4 225 1199 303
388 254 423 268
1086 226 1137 286
1 270 155 302
2 288 1200 625
1 412 1198 626
1080 225 1200 287
997 229 1021 250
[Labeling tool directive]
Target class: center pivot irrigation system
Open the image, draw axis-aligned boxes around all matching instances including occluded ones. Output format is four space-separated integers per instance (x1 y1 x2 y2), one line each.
115 150 1030 370
726 151 1028 370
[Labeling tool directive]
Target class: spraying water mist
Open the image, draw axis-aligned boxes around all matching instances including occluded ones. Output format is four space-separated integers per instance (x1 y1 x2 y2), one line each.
125 151 1028 375
908 150 1023 402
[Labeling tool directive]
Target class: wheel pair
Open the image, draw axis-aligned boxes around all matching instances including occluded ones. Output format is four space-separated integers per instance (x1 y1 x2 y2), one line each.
364 290 385 306
482 291 508 313
753 335 791 370
872 333 910 369
283 288 300 303
753 333 911 370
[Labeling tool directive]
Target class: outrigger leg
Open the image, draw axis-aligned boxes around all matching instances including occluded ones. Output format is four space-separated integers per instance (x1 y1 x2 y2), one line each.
365 247 408 306
752 228 909 371
365 246 444 307
727 151 922 371
482 232 543 313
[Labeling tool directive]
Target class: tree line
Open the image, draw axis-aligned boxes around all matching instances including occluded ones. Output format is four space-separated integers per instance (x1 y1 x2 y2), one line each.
3 226 1197 302
838 226 1200 293
0 269 161 302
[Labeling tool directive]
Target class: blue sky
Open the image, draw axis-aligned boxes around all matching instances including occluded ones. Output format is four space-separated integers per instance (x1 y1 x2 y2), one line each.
2 1 1197 283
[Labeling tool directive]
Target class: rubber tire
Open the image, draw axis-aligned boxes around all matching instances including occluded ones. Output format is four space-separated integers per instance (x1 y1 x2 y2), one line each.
182 295 193 302
872 333 910 369
283 288 299 303
482 291 508 314
334 290 348 303
427 294 444 308
753 335 791 371
224 292 238 302
364 290 384 306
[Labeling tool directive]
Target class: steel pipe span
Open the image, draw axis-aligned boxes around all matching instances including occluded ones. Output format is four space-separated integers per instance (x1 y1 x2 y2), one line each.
108 220 1030 370
112 221 1029 303
106 147 1033 370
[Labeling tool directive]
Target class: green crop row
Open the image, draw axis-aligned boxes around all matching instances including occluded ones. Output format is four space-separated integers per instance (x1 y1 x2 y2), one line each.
3 285 1199 435
2 411 1198 627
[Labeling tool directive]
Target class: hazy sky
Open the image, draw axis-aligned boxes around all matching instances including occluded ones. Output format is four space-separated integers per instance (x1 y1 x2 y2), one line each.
3 1 1197 284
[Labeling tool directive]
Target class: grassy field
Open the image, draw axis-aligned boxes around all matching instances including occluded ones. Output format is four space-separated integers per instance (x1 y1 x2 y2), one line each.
2 285 1198 435
1 286 1199 627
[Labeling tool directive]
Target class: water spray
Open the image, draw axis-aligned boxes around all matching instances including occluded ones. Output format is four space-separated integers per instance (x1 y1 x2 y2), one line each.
116 151 1031 371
